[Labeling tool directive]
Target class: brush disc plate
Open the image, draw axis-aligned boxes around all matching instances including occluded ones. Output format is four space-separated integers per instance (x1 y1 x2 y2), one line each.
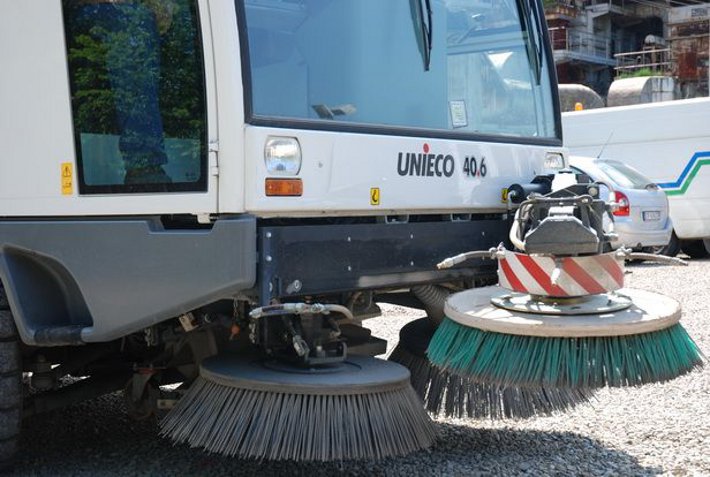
491 292 632 315
445 286 680 337
200 355 411 395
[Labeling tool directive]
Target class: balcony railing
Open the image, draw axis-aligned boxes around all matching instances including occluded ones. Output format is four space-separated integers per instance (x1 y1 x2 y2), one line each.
549 27 612 61
614 48 673 76
582 0 666 19
544 2 581 18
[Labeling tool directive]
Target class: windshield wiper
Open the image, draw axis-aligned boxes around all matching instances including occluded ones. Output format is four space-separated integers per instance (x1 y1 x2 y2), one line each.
411 0 433 71
529 0 544 84
518 0 542 85
423 0 433 70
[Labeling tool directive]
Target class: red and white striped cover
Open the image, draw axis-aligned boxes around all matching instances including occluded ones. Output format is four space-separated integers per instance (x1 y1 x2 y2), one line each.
497 250 624 297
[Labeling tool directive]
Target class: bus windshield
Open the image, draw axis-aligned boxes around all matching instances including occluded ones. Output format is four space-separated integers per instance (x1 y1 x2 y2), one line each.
239 0 558 141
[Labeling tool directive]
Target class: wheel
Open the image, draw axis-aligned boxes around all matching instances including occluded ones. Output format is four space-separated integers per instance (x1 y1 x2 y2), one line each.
124 376 159 421
680 239 709 259
648 231 680 257
0 287 21 470
397 317 436 357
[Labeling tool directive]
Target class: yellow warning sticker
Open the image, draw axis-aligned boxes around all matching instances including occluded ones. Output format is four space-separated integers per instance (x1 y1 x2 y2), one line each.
370 187 381 206
61 162 73 196
500 188 509 203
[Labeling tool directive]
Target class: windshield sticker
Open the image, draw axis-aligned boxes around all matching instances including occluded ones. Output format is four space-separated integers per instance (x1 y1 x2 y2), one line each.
449 100 467 128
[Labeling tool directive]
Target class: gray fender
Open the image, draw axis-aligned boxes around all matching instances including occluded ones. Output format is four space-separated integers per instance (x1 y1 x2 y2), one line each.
0 216 256 345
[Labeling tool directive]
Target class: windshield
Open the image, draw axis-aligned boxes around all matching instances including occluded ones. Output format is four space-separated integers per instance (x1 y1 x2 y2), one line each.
239 0 558 140
596 161 655 190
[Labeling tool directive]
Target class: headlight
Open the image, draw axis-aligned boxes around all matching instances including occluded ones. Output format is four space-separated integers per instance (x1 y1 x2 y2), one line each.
544 152 566 170
264 137 302 176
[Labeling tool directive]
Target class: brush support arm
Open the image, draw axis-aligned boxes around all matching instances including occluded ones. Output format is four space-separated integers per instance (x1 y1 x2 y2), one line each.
249 303 354 321
614 247 688 266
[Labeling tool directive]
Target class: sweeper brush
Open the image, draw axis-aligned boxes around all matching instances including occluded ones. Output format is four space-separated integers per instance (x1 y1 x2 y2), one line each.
389 318 594 418
428 286 703 388
161 355 435 461
428 181 704 390
160 304 436 462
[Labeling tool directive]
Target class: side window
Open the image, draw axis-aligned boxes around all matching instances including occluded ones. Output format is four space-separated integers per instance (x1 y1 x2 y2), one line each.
62 0 207 193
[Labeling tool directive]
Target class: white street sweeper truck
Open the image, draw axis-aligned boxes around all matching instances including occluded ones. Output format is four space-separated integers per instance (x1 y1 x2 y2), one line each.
5 0 697 467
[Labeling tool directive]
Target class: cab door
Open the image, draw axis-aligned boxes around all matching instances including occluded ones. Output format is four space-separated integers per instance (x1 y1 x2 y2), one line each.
0 1 218 216
61 0 219 214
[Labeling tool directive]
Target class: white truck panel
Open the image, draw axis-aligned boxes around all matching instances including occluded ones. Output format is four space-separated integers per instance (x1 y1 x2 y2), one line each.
0 1 219 217
209 0 247 214
244 127 562 216
563 98 710 239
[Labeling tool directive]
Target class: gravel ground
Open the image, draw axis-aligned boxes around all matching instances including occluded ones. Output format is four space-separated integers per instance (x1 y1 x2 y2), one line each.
7 260 710 476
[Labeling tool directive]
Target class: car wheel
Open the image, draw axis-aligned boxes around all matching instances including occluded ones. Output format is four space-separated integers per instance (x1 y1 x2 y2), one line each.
648 231 680 257
0 287 21 470
681 239 709 259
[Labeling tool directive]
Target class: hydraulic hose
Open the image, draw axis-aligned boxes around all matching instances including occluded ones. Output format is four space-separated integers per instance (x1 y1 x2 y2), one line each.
411 285 450 325
249 303 355 320
509 204 528 252
622 252 688 266
436 249 497 269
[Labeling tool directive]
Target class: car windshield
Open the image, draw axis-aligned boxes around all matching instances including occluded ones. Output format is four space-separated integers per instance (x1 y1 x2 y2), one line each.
238 0 558 141
596 161 654 190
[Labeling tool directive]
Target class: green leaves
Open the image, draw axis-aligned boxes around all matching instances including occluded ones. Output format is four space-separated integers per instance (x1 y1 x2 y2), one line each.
64 1 205 140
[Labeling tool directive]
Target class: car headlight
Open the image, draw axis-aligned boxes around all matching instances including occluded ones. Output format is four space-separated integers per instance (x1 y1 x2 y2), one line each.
264 137 302 176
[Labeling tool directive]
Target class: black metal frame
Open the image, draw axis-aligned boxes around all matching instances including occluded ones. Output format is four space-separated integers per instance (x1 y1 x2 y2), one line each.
257 217 508 304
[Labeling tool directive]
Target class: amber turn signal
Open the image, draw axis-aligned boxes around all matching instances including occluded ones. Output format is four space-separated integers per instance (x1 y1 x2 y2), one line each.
265 178 303 197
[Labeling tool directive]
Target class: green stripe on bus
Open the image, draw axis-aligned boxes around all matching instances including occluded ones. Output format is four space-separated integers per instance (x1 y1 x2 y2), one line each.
664 158 710 196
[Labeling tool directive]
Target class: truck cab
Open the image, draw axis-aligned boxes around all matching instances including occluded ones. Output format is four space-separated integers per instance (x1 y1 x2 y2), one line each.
0 0 564 465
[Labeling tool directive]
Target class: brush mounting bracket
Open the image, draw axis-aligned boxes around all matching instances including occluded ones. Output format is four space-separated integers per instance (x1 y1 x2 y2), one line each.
249 303 353 366
511 184 611 256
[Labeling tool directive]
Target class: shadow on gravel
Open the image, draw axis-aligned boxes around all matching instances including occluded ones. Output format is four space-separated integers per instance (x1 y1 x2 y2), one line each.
625 253 703 269
10 393 662 477
424 422 663 477
624 260 687 269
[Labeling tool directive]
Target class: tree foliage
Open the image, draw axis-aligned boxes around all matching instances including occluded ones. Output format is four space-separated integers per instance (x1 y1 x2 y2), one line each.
64 0 205 141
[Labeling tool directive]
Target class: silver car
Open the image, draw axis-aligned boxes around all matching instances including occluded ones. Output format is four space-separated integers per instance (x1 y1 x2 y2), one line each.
569 156 673 251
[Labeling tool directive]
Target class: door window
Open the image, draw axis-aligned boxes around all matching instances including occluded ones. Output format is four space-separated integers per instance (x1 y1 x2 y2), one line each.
62 0 207 193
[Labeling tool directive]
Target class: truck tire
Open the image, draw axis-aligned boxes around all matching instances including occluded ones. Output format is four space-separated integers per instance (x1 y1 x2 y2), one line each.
680 239 709 259
0 288 21 471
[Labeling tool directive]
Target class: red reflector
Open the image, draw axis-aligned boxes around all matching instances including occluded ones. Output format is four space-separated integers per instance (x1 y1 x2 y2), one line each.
265 178 303 197
612 191 630 217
